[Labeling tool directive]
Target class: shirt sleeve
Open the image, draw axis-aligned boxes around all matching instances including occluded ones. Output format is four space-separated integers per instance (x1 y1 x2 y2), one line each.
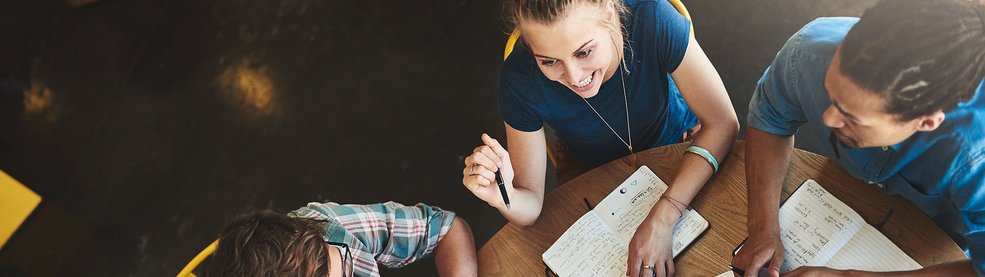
372 202 456 269
746 30 810 136
499 71 544 132
948 152 985 276
292 202 455 269
646 0 691 73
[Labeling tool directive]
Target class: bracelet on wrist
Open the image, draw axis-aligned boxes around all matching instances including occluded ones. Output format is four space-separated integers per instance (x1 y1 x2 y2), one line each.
659 196 684 218
684 145 719 173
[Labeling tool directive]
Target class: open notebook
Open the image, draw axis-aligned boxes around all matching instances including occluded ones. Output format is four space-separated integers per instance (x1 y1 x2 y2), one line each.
719 179 921 276
542 166 709 277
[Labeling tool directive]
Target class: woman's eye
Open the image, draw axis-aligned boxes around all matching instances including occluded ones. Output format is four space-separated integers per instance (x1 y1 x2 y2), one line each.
540 59 558 66
576 49 592 58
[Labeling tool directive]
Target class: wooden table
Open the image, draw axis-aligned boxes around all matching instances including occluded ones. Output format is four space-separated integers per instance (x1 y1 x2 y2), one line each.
478 141 967 276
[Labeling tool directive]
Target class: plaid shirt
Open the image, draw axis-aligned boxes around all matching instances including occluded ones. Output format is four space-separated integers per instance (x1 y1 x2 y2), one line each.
288 201 455 276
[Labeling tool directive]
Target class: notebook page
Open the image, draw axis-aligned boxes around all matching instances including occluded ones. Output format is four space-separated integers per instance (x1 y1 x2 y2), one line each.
542 212 627 277
778 180 865 273
594 166 668 242
826 224 922 271
593 166 708 257
672 208 710 257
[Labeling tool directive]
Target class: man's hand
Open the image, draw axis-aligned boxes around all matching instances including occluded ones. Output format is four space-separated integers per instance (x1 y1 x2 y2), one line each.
731 227 784 277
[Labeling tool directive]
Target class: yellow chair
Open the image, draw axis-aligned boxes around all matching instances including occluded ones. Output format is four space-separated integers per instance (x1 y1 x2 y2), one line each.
502 0 693 167
177 239 217 277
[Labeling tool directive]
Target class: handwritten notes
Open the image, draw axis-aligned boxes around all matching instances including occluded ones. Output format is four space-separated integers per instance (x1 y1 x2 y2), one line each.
763 179 922 273
542 213 627 277
672 208 709 256
778 180 864 272
543 166 710 276
595 167 666 242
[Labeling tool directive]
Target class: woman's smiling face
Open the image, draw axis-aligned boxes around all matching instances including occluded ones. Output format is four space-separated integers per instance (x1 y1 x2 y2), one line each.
520 1 622 99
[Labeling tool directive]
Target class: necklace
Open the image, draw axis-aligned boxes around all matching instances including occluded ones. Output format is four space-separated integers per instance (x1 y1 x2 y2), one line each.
581 59 632 155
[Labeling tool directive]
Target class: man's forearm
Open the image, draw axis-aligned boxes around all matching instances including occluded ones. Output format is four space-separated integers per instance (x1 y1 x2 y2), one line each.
435 217 477 276
745 128 794 230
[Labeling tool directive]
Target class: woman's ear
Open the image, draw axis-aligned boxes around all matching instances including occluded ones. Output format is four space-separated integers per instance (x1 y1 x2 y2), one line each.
606 0 618 24
602 0 619 32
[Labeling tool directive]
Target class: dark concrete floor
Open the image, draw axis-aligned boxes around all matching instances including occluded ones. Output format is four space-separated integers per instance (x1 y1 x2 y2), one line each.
0 0 875 276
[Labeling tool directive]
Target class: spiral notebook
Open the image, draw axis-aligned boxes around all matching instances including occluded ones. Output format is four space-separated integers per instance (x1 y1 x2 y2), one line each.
542 166 709 277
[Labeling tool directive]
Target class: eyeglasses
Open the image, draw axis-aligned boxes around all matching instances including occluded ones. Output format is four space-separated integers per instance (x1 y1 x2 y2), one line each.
326 241 352 277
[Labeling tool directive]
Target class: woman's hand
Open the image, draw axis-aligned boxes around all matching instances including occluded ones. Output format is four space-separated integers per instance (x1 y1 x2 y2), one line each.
462 133 514 208
627 199 682 277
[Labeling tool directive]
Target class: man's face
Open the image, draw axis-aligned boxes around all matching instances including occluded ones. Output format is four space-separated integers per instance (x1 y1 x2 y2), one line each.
325 243 345 276
821 48 933 148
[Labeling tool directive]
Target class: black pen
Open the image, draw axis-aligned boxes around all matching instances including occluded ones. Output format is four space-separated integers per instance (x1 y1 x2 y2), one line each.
728 264 770 277
875 208 896 230
495 170 511 209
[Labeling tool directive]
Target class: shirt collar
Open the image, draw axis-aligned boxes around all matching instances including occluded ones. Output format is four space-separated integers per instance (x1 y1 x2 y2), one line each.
888 140 905 151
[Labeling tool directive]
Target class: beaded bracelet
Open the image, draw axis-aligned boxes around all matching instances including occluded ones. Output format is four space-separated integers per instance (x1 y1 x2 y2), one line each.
685 145 719 173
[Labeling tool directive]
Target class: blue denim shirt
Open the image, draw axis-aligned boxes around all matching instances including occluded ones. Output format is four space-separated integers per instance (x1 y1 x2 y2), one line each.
748 17 985 275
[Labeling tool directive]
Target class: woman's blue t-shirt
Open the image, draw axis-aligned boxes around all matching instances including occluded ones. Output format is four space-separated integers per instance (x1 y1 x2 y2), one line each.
499 0 696 166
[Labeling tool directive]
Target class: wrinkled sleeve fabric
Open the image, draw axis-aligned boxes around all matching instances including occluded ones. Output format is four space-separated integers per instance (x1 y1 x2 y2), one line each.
949 151 985 276
290 201 455 269
746 26 811 136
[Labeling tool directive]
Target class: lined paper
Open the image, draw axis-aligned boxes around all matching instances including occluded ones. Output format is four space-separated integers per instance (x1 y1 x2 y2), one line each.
543 166 710 276
542 212 626 277
826 224 922 271
777 180 865 272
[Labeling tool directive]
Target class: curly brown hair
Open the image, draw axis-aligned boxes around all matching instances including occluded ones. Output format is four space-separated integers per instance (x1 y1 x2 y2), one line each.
204 210 330 277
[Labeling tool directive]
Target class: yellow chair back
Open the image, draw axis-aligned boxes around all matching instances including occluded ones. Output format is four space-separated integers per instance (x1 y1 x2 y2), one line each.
176 239 217 277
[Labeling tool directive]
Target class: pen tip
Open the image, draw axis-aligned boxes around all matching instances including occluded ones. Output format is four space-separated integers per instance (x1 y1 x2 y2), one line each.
506 204 511 210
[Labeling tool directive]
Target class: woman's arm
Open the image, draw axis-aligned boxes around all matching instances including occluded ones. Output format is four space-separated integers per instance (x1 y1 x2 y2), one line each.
462 125 548 226
627 34 739 277
497 125 549 226
663 34 739 212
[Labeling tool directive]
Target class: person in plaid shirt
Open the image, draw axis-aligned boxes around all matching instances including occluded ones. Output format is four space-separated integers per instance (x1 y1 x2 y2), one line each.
204 201 477 276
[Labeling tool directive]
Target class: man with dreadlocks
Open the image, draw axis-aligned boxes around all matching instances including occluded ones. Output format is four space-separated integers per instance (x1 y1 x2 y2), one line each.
733 0 985 276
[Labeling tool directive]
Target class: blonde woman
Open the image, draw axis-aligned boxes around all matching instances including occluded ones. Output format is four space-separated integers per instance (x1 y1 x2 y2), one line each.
463 0 737 276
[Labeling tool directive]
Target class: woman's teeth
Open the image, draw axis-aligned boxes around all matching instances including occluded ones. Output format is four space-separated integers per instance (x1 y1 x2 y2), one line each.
574 73 593 88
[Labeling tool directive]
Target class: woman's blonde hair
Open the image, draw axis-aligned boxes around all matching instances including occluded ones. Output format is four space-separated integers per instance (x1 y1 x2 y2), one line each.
507 0 628 31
